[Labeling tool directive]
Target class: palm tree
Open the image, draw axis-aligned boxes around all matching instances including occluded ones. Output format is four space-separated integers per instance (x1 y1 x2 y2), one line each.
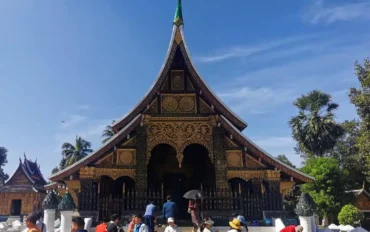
289 90 344 157
62 136 93 166
102 120 116 143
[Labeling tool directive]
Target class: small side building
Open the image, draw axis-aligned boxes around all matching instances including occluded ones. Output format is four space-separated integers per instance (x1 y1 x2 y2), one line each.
0 155 47 216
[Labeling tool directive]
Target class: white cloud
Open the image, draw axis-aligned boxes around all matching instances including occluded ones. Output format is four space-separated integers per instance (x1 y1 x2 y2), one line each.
194 35 317 63
251 136 303 167
217 87 296 114
304 0 370 24
77 104 91 110
60 115 87 129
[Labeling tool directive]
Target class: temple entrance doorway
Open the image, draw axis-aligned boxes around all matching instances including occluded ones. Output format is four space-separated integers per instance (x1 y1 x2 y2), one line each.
10 199 21 216
148 143 215 219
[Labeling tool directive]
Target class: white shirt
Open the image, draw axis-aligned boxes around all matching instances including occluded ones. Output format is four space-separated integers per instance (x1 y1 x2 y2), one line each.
137 224 148 232
203 228 212 232
165 225 181 232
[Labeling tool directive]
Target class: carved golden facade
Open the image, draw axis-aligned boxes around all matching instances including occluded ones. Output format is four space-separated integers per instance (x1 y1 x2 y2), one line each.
79 167 136 180
227 170 281 181
0 193 45 215
145 116 217 166
116 149 136 165
280 181 296 197
64 180 81 205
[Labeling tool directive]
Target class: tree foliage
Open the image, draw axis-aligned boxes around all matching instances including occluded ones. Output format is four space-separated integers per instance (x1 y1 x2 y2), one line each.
102 120 116 144
0 147 9 185
349 58 370 175
338 204 363 225
276 154 296 168
51 167 59 174
61 136 93 166
290 90 344 158
301 157 347 219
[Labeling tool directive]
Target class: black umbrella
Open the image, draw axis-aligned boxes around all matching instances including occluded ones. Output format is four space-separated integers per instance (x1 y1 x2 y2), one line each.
183 190 203 199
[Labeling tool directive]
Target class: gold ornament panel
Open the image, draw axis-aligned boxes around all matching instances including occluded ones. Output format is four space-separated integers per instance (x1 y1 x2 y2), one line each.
227 170 281 181
174 28 182 45
146 116 215 166
117 149 136 165
96 152 113 165
199 98 214 114
171 70 184 91
79 167 136 180
226 150 243 167
120 137 137 147
161 94 197 113
8 168 30 185
225 136 238 148
0 193 43 215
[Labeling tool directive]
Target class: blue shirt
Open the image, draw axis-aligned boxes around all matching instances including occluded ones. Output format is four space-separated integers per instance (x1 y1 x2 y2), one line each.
163 201 177 218
144 203 157 216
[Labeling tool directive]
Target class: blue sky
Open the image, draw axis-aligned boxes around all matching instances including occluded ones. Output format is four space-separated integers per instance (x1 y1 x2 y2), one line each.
1 0 370 179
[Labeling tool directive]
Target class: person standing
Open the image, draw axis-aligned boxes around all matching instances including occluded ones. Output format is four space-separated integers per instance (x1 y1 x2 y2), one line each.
71 217 88 232
163 195 177 221
25 214 41 232
35 212 46 232
96 217 109 232
188 197 201 232
164 218 180 232
144 201 157 232
107 214 120 232
134 214 149 232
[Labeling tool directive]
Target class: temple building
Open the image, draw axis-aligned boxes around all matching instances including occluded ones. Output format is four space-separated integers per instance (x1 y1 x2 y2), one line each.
0 155 47 216
49 0 314 223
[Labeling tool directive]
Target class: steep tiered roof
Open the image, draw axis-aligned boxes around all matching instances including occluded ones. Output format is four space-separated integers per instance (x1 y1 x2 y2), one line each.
0 154 47 193
50 1 314 184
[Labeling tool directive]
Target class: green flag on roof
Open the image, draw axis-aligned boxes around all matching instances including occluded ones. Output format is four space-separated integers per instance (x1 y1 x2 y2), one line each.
174 0 183 26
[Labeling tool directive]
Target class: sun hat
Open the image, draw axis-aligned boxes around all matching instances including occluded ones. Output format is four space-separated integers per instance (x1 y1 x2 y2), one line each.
236 216 246 225
167 217 174 223
229 219 241 230
204 219 214 225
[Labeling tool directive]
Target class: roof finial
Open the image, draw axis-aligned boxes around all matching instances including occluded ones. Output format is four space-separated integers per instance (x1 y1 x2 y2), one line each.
173 0 183 27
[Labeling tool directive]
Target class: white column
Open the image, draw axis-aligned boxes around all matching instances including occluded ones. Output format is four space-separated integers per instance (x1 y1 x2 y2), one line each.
299 216 313 232
60 211 74 232
44 209 56 232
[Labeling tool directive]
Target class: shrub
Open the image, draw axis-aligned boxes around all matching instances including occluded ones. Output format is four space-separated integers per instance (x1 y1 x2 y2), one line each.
338 204 363 225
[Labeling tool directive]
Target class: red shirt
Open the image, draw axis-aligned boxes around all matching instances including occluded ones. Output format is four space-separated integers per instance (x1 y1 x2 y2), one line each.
96 223 108 232
280 225 296 232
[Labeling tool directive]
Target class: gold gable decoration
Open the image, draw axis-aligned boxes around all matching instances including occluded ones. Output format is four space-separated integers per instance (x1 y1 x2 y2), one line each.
64 180 81 206
145 99 158 114
280 181 295 198
225 136 238 148
120 137 137 147
96 152 113 165
80 167 136 180
145 116 216 167
199 98 215 114
161 94 197 113
171 70 185 91
227 170 280 181
174 28 182 45
226 150 243 167
117 149 136 165
246 155 266 168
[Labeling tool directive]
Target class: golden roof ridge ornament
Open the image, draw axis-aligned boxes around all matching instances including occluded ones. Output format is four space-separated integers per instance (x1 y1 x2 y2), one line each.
173 0 183 27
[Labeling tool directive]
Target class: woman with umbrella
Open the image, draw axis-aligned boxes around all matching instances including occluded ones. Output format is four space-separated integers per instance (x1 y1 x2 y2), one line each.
184 190 202 232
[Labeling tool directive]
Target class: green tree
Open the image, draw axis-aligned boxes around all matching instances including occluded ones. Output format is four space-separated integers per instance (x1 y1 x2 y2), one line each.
301 157 347 223
289 90 344 158
102 120 116 143
62 136 93 166
0 147 9 185
276 154 296 168
51 167 59 174
349 58 370 175
329 120 366 189
338 204 363 225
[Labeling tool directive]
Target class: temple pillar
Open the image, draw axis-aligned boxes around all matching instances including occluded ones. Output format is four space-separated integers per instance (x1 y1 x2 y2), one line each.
212 126 228 190
135 125 148 192
44 209 56 232
60 211 73 232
